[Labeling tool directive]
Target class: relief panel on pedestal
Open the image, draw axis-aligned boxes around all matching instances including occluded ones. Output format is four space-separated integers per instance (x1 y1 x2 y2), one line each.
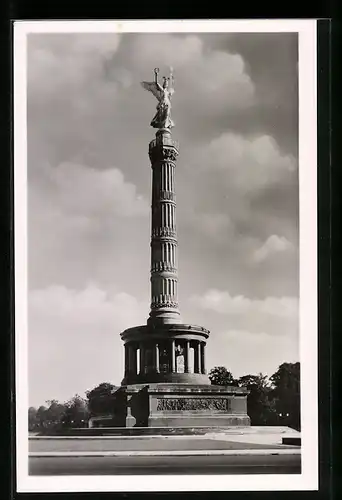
156 398 232 412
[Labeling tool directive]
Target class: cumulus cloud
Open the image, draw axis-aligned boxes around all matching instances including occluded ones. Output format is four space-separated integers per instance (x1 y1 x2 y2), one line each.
190 288 298 337
196 132 296 193
194 288 298 319
27 33 125 171
29 284 148 406
29 283 147 331
28 161 150 291
28 33 255 142
31 161 149 220
129 34 203 68
180 132 298 257
117 33 255 123
131 34 253 91
28 33 122 97
252 234 294 264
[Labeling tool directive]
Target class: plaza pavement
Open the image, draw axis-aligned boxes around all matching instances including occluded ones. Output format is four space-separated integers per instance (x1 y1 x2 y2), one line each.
28 428 301 475
29 427 301 455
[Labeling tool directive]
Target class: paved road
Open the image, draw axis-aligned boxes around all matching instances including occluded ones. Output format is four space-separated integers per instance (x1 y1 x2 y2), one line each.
29 454 301 475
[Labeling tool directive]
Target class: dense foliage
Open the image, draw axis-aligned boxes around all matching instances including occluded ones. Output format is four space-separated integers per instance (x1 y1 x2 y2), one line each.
208 366 237 386
86 382 118 416
209 362 300 430
28 383 116 433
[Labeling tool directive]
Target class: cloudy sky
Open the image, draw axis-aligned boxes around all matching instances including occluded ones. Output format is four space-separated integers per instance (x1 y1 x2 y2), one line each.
27 31 299 408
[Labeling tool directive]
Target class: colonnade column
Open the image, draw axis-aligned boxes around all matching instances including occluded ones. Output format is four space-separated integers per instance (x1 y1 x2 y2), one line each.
124 345 129 377
194 343 199 373
171 339 176 373
139 343 144 374
184 340 190 373
197 342 202 374
200 342 206 374
155 343 160 373
130 345 137 375
129 340 205 376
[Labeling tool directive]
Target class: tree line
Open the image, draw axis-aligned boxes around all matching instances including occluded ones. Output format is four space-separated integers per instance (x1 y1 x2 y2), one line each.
208 362 300 430
28 383 117 433
28 362 300 432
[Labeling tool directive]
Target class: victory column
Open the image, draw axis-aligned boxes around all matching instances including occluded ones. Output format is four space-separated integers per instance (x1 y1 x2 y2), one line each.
96 68 250 429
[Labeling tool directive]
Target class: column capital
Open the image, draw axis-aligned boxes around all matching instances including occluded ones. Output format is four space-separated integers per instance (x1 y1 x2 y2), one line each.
149 144 179 164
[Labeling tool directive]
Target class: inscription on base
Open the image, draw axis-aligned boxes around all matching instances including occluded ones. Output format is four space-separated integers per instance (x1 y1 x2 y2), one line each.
156 398 231 411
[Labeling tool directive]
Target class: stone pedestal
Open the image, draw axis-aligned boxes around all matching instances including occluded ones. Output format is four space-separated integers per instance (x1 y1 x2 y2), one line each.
88 382 249 429
115 383 250 428
146 384 250 427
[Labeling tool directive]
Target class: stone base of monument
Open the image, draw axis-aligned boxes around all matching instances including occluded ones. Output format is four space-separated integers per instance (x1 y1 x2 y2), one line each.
88 383 250 430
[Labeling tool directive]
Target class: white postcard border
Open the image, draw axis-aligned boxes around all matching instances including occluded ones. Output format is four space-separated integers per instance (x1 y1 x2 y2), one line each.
14 19 318 492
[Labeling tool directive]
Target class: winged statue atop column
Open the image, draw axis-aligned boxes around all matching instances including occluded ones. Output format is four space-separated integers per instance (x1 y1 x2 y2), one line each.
141 67 175 129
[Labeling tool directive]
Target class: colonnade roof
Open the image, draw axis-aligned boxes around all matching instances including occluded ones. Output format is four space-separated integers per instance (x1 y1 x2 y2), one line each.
120 324 210 343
